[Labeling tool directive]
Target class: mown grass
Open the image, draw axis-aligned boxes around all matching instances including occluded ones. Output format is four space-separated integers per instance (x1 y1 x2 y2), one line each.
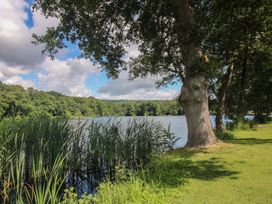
87 124 272 204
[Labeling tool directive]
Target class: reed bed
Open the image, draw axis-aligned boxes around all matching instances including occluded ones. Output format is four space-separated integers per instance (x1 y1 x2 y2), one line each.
0 115 176 203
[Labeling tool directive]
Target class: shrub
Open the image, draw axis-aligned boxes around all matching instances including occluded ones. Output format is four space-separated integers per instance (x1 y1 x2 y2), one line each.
61 177 171 204
216 131 235 140
226 120 256 131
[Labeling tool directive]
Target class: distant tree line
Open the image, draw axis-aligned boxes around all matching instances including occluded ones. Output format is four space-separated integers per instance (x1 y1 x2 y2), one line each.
0 82 182 118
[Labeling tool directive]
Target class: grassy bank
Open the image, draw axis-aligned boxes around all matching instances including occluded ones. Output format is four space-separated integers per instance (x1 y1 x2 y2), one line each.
1 116 271 203
90 124 272 203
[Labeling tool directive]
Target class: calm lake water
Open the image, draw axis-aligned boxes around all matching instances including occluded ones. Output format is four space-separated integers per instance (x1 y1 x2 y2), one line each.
83 115 254 147
86 115 227 148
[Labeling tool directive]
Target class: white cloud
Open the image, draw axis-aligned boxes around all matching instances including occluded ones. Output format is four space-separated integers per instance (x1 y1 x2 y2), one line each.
0 0 58 67
31 10 59 35
97 70 179 100
98 89 179 100
0 62 28 77
0 0 98 97
0 61 34 88
38 57 99 97
98 78 155 95
4 75 35 88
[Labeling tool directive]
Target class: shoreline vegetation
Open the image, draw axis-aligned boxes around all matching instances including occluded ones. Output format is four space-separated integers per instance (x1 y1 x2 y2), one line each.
0 114 271 203
0 115 176 203
0 82 261 121
0 82 182 118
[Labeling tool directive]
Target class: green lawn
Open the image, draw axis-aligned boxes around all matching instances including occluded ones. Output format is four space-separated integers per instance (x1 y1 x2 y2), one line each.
91 124 272 204
165 124 272 204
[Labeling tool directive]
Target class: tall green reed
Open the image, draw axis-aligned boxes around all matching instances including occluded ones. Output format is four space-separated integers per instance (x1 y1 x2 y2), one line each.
66 118 176 194
4 149 66 204
0 115 177 201
24 153 66 204
0 115 70 203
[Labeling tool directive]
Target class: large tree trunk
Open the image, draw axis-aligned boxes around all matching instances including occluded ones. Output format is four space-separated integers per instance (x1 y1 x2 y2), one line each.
215 64 234 132
171 0 217 147
179 76 217 147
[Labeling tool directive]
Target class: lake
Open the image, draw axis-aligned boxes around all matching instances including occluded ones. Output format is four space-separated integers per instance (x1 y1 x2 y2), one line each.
86 115 232 148
83 115 255 148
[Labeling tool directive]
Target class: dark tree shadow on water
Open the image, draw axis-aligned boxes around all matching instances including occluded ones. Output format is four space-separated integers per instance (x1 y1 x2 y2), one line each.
225 138 272 145
143 153 239 188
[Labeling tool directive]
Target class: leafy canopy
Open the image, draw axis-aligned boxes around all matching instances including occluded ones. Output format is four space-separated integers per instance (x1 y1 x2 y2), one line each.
33 0 203 85
33 0 272 86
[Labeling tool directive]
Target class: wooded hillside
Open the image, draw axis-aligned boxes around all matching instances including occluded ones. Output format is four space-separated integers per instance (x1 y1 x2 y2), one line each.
0 82 182 117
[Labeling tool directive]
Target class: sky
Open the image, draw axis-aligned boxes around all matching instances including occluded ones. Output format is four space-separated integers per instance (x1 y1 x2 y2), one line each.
0 0 180 100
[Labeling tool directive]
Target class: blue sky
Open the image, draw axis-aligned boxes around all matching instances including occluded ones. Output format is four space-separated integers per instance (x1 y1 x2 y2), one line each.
0 0 180 100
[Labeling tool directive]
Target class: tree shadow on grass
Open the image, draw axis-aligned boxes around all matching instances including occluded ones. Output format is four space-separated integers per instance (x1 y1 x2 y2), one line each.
225 138 272 145
143 155 239 188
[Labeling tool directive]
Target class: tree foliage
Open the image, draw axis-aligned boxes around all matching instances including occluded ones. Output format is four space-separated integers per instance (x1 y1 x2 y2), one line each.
32 0 210 84
0 82 181 118
199 0 272 124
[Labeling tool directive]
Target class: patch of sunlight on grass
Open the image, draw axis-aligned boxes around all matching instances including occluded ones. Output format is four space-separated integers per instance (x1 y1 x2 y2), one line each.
169 124 272 204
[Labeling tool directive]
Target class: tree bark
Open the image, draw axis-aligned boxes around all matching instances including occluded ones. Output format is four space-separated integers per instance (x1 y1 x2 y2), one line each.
170 0 217 147
179 76 217 147
215 64 234 132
